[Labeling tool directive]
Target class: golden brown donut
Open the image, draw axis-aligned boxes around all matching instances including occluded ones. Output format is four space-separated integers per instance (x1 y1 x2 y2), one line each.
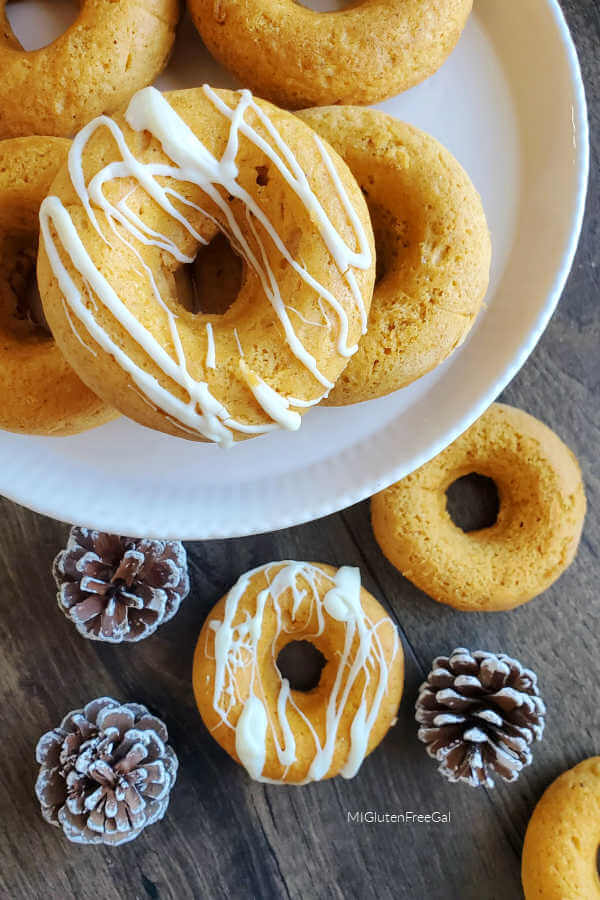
0 0 179 138
371 404 586 612
193 561 403 783
188 0 472 109
0 137 115 436
37 86 375 446
522 757 600 899
298 106 491 404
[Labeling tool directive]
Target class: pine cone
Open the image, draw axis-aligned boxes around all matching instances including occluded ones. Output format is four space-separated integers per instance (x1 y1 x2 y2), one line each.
35 697 178 845
53 528 190 643
415 647 545 788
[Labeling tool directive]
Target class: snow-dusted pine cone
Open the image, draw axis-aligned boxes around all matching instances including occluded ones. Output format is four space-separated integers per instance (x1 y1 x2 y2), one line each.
35 698 178 845
53 528 190 643
416 647 545 788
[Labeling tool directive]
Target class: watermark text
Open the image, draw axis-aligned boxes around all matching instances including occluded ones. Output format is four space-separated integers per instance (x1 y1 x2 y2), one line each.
347 810 451 825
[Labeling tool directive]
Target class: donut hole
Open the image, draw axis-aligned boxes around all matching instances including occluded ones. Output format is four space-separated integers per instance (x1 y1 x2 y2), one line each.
175 232 244 317
276 640 327 692
5 0 80 52
0 232 51 339
294 0 353 11
255 165 270 187
368 203 411 286
446 473 500 533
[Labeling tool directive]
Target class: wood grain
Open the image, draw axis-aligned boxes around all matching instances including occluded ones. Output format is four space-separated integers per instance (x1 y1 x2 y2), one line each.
0 1 598 897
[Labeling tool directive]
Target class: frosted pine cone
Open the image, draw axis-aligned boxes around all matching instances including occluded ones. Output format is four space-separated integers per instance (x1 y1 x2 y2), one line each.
416 648 545 788
35 698 178 845
53 528 189 643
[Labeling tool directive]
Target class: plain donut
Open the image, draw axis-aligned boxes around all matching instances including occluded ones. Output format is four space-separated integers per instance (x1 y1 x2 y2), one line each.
188 0 472 109
0 136 115 435
0 0 179 138
371 404 586 612
298 106 491 404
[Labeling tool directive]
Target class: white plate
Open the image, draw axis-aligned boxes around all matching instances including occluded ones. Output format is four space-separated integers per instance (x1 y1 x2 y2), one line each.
1 0 588 538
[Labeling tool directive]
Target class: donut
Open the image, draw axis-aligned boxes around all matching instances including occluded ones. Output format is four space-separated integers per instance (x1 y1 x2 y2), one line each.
0 137 115 436
193 562 403 783
188 0 472 109
297 107 491 404
521 757 600 899
371 404 586 612
0 0 179 139
37 86 375 446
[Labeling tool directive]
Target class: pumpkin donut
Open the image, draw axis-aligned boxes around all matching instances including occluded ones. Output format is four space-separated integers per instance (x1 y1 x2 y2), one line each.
37 86 375 447
0 0 179 138
0 137 115 436
188 0 472 109
522 757 600 899
297 107 491 404
193 561 403 783
371 404 586 612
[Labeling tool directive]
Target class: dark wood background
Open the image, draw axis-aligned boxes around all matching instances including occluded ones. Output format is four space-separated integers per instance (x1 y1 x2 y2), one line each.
1 2 598 898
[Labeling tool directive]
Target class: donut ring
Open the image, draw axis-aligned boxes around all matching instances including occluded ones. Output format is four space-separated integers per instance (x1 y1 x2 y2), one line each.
297 107 491 404
188 0 472 109
0 137 115 436
0 0 179 138
371 404 586 612
192 561 403 783
522 757 600 899
37 86 375 447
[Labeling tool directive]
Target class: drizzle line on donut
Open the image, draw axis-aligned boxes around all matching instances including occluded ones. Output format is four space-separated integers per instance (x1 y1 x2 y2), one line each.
39 86 372 447
205 561 399 782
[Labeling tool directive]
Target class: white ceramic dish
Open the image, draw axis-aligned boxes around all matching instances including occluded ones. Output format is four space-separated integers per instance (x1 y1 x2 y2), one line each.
1 0 588 538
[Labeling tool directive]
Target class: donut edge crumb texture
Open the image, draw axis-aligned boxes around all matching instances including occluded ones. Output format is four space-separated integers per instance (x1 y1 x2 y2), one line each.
521 756 600 899
371 403 586 612
0 0 180 138
192 562 404 783
0 136 116 436
188 0 473 109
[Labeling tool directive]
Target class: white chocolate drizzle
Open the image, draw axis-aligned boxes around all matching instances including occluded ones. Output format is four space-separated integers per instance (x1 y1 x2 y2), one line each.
206 562 399 783
205 322 216 369
39 86 371 447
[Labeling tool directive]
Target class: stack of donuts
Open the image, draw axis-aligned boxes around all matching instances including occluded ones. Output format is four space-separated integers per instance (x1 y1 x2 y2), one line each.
0 0 490 444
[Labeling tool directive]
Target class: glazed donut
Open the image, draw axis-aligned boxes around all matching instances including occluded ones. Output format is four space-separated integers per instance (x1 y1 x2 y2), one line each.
0 0 179 138
522 757 600 899
193 562 403 783
37 86 375 446
188 0 472 109
0 137 115 436
371 404 586 612
297 107 491 404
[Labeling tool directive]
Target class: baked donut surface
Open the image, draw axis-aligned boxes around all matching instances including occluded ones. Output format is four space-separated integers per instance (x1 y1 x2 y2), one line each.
298 107 491 404
38 86 375 446
522 757 600 899
193 562 403 783
0 0 179 138
0 137 115 436
188 0 472 109
371 404 586 612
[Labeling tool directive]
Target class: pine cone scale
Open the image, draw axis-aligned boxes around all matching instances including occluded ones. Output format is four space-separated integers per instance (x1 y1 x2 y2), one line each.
70 596 105 624
113 551 145 585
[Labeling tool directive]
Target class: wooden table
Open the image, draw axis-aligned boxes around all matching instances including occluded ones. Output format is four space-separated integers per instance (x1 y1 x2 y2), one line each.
1 2 598 897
